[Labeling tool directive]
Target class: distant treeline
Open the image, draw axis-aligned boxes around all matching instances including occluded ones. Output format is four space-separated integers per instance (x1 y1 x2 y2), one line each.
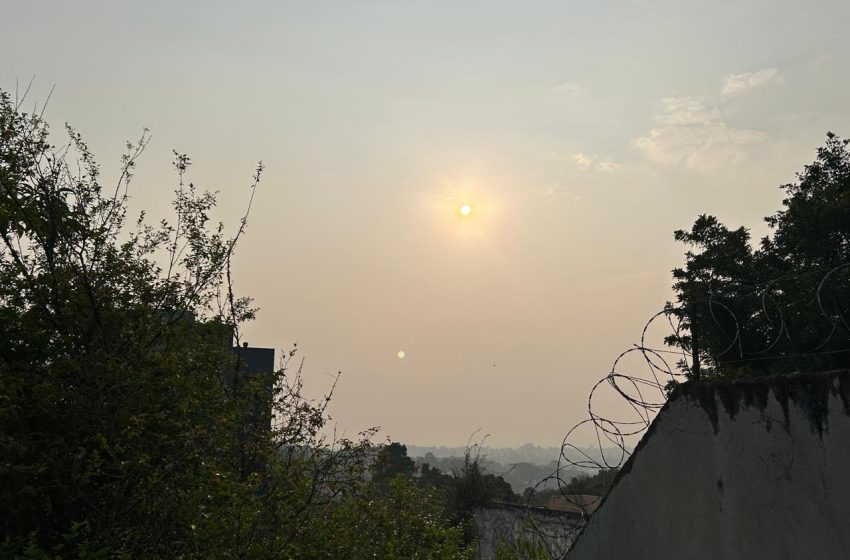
407 443 625 494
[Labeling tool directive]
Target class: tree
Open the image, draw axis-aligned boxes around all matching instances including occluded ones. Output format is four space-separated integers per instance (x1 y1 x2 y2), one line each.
0 90 471 559
306 478 472 560
371 441 416 484
0 88 255 555
561 468 619 496
441 449 520 545
670 133 850 378
419 461 454 489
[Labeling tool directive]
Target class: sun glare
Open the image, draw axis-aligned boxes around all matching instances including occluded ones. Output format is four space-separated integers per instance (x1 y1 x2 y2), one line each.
459 203 472 217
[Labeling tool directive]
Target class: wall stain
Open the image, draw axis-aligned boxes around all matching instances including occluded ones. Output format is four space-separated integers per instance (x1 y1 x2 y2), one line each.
681 370 850 438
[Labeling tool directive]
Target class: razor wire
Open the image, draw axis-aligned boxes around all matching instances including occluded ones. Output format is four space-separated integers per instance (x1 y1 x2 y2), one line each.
526 262 850 539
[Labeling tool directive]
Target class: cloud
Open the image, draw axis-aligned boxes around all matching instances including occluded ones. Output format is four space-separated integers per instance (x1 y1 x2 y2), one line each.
595 159 621 173
633 97 766 170
572 151 620 172
552 81 586 98
657 97 721 125
541 183 583 200
572 152 593 169
721 68 780 97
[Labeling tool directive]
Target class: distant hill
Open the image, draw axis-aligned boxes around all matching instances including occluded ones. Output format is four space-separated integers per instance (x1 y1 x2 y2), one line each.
406 443 623 467
407 443 562 466
407 443 626 494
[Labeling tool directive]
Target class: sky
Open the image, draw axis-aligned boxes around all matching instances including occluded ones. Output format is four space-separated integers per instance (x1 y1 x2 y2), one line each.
3 0 850 448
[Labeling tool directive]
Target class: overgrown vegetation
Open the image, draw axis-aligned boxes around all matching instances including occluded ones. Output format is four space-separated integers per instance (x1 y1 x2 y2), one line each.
372 442 521 545
0 90 471 559
521 468 618 509
670 133 850 379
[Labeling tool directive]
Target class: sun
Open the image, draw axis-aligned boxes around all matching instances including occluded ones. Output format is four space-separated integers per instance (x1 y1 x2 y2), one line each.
459 203 472 217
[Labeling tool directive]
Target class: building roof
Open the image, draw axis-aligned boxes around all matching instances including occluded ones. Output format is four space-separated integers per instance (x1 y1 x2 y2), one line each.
546 494 601 516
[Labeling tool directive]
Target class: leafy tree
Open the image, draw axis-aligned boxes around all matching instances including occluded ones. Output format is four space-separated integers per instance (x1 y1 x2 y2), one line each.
371 441 416 484
442 449 520 545
560 468 618 496
0 88 255 556
523 469 619 510
419 461 454 489
670 133 850 378
306 477 472 560
0 90 470 559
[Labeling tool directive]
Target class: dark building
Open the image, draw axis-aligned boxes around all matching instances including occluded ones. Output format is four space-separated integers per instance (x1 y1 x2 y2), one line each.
223 343 276 444
233 343 275 376
224 342 275 390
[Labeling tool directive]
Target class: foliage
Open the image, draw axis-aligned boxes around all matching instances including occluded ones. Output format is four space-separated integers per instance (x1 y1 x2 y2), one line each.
670 133 850 378
560 468 618 496
0 90 470 559
495 536 550 560
419 461 454 489
447 451 519 511
523 468 618 509
418 448 520 545
0 87 249 556
371 442 417 484
372 442 522 547
306 477 472 560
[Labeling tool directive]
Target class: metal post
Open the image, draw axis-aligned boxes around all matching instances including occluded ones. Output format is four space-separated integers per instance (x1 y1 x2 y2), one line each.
691 301 701 382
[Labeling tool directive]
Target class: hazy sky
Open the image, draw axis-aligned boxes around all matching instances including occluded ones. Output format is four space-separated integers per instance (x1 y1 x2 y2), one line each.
3 0 850 447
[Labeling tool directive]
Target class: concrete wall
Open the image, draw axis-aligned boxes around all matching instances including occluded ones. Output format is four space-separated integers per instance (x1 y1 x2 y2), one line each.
475 502 583 560
566 370 850 560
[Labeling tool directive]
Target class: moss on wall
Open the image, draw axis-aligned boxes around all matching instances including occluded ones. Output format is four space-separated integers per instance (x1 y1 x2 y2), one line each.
680 370 850 437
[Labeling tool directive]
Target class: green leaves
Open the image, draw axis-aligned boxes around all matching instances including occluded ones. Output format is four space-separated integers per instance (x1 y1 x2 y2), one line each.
671 134 850 378
0 89 473 560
